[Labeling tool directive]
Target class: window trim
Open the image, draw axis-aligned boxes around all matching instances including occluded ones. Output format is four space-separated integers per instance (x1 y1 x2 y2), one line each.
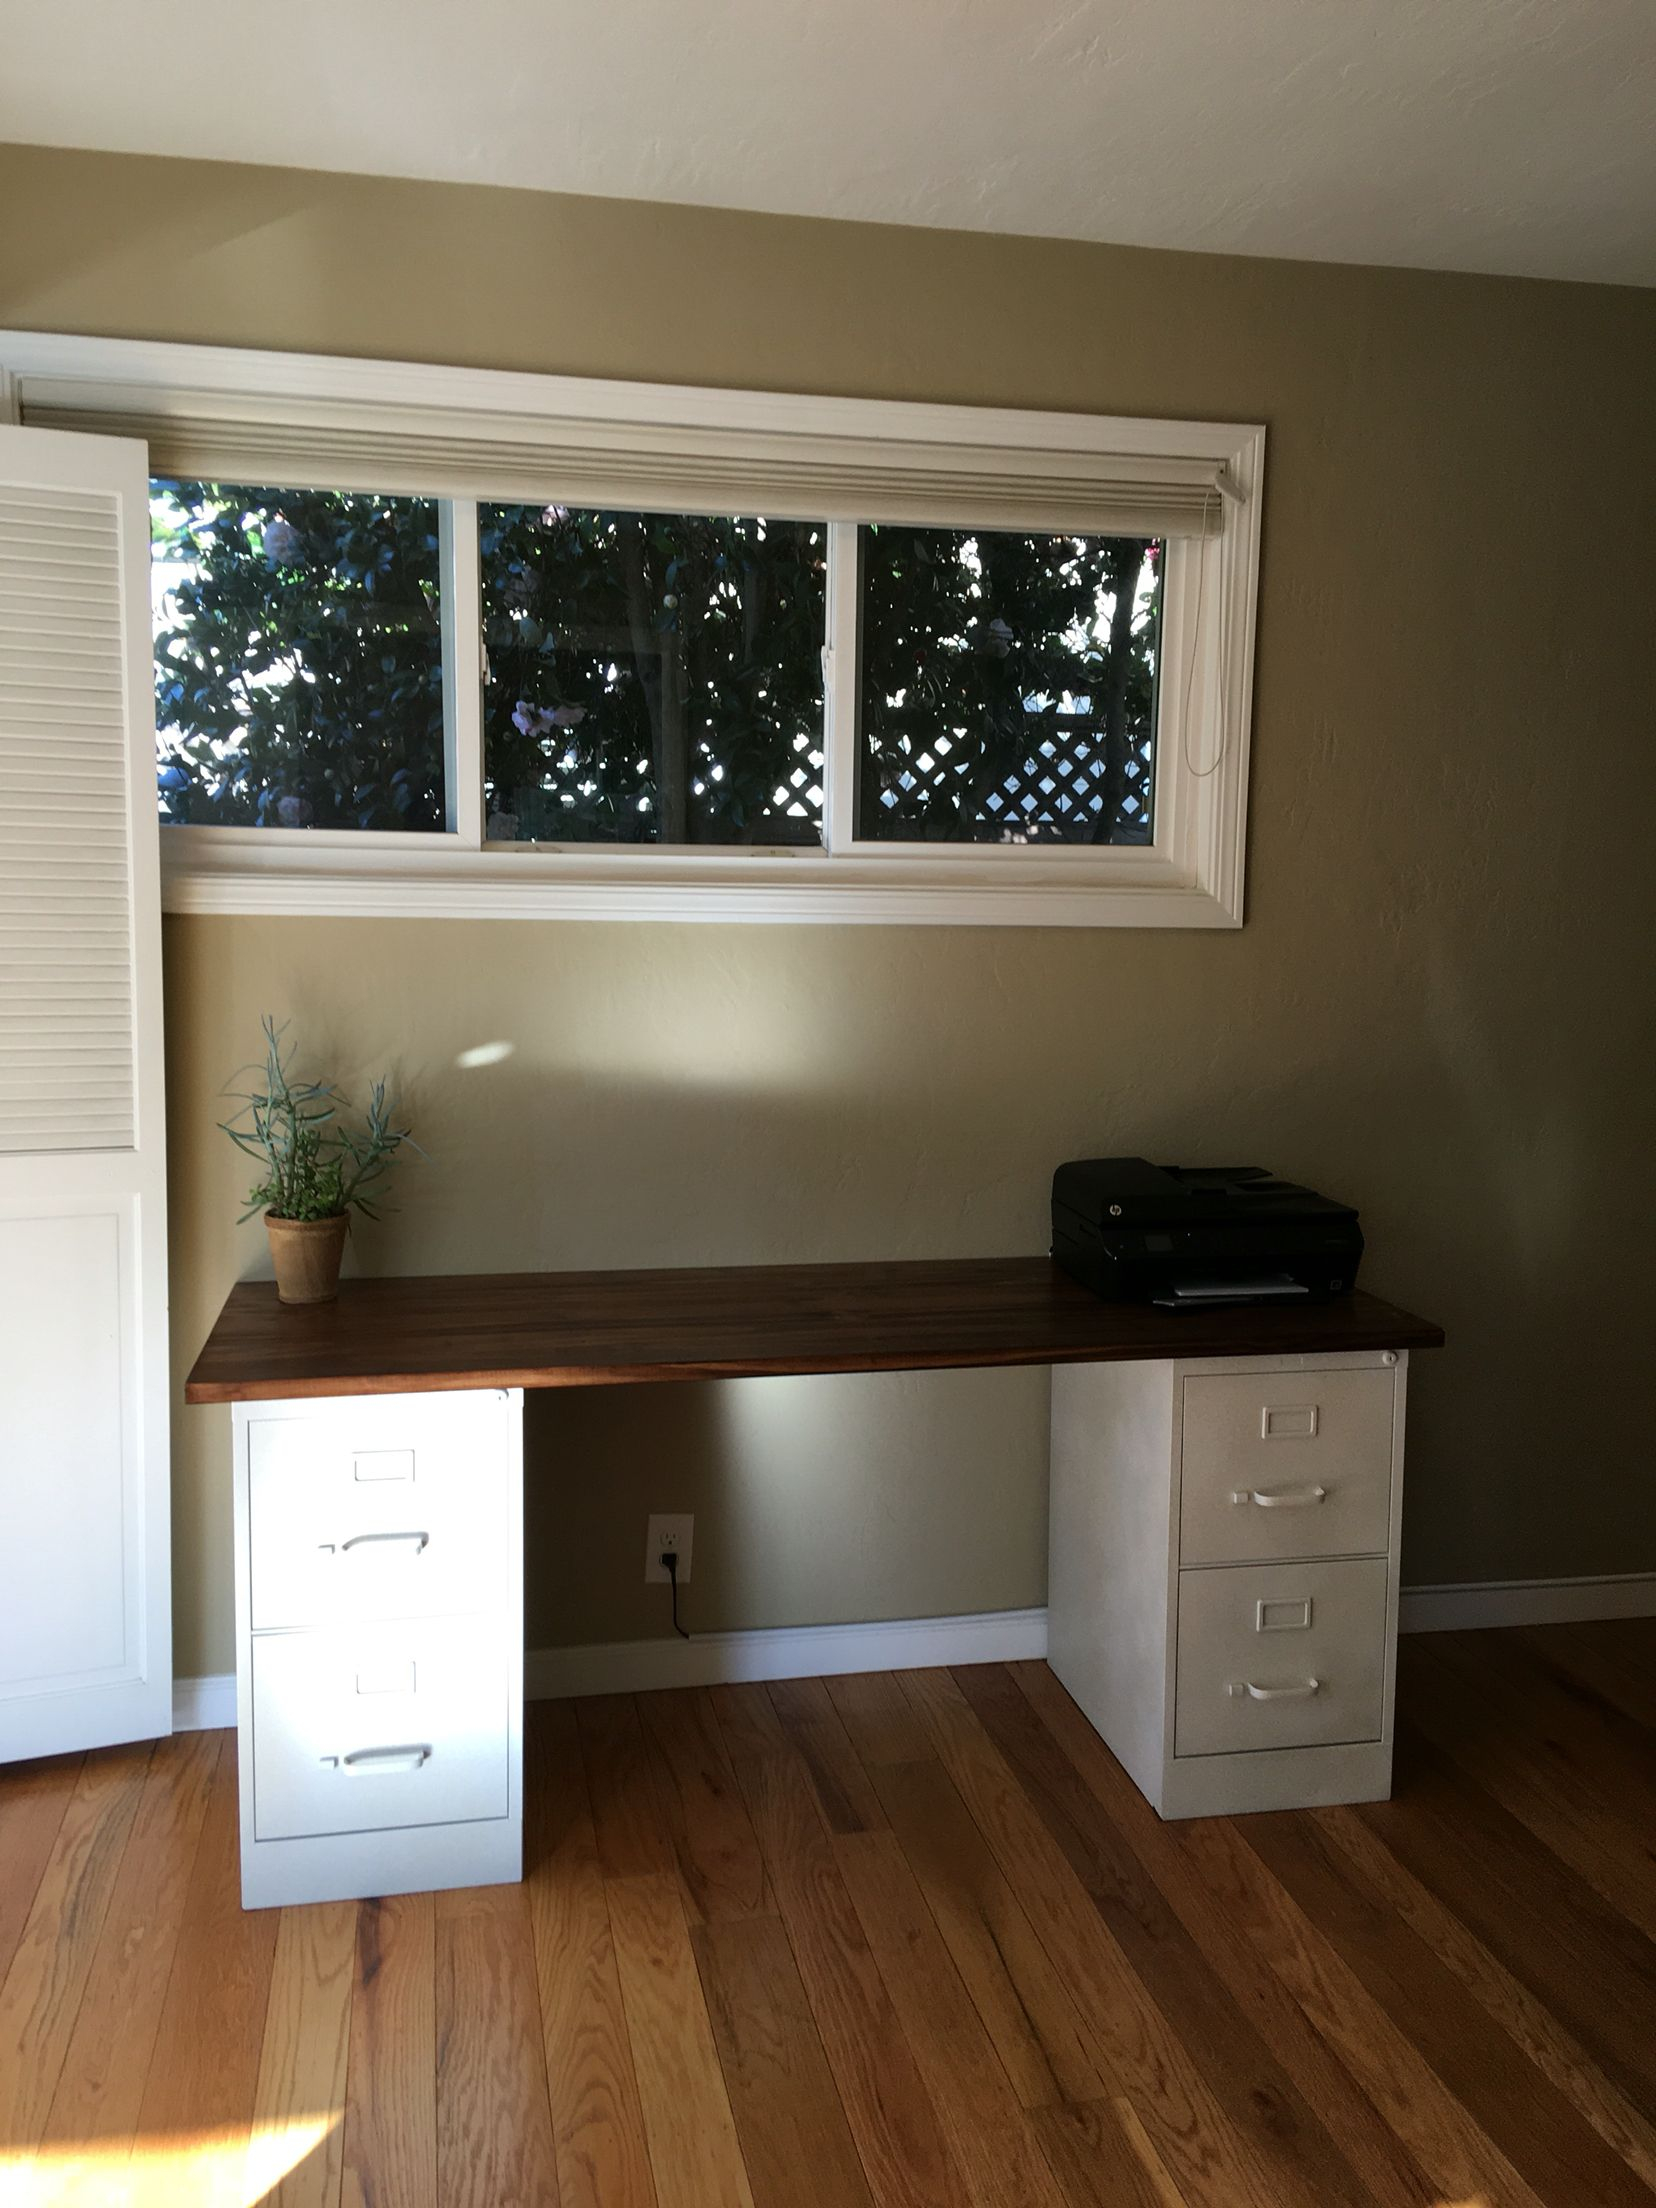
1 331 1265 928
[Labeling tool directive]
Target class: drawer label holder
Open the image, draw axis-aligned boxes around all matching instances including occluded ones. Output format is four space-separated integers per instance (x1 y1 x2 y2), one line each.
1256 1596 1313 1631
1261 1404 1319 1439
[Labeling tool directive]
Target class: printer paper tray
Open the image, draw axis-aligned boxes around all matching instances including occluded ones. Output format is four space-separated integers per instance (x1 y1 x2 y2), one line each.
1152 1274 1311 1308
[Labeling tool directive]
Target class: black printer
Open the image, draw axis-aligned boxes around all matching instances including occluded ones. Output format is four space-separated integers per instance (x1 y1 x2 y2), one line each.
1051 1159 1363 1307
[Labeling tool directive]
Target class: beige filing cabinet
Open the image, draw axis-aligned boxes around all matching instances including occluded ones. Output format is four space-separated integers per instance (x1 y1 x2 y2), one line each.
1048 1349 1407 1817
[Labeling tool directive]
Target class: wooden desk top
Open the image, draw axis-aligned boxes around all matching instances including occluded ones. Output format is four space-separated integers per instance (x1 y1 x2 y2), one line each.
184 1257 1443 1405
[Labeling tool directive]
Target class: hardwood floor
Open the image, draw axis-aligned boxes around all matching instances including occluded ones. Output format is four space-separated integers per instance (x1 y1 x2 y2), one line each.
1 1623 1652 2207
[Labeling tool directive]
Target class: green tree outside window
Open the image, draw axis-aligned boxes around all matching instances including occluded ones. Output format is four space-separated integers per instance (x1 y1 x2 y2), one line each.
151 485 1159 848
151 481 445 830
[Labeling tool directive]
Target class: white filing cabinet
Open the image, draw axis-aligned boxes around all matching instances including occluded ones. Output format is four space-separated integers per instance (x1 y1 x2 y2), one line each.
231 1388 523 1908
1048 1349 1406 1818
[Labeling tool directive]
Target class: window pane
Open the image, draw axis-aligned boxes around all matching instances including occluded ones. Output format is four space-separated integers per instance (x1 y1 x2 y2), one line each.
151 481 444 830
857 526 1162 845
481 505 825 845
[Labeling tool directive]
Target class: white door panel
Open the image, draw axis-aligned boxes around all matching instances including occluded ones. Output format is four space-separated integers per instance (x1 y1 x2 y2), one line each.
0 1208 128 1687
0 424 170 1759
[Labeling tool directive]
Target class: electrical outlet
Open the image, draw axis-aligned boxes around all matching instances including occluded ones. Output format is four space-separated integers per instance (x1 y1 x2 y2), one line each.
644 1512 693 1584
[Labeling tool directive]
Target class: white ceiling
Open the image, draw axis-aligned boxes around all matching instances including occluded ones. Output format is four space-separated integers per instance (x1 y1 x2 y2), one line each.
4 0 1654 286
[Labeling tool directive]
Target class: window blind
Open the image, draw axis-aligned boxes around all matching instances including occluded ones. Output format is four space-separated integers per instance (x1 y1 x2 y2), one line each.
23 384 1231 538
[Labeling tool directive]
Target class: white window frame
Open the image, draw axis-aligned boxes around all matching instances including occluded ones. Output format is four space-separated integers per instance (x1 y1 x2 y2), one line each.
0 333 1264 928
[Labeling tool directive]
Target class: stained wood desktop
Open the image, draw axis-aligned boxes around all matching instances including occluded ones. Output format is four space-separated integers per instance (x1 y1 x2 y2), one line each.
185 1255 1442 1404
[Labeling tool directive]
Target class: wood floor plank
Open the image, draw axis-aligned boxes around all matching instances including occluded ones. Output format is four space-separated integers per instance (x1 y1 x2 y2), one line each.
824 1673 934 1770
40 1730 218 2155
1519 1624 1656 1733
717 1706 966 2208
1560 1618 1656 1692
954 1664 1381 2208
577 1696 675 1883
135 1732 282 2204
1316 1798 1656 2192
1363 1731 1656 2116
248 1901 357 2208
527 1702 656 2208
0 1738 151 2150
0 1753 83 1992
1031 2097 1188 2208
1439 1628 1656 1826
340 1892 437 2208
1009 1661 1442 2208
860 1753 1104 2112
637 1688 772 1926
436 1881 562 2208
0 1627 1649 2208
1244 1807 1654 2208
1398 1634 1656 1938
765 1679 885 1835
835 1825 1069 2208
901 1664 1368 2208
1171 1807 1553 2208
691 1910 874 2208
707 1683 791 1764
605 1870 756 2208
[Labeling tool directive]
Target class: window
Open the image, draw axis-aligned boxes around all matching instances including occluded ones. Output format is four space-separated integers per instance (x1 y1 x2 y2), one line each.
856 525 1160 846
479 503 825 846
152 482 445 831
7 332 1263 925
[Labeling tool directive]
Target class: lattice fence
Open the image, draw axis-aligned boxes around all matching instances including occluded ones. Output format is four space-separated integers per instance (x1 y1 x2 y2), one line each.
864 706 1155 845
486 724 825 845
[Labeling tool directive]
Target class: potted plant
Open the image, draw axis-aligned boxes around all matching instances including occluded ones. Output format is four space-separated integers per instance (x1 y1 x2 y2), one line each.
222 1017 417 1305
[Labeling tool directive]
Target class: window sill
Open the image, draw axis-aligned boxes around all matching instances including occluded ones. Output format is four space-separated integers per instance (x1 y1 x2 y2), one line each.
158 840 1242 928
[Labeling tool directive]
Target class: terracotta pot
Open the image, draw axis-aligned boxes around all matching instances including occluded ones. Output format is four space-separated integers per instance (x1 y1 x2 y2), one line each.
265 1212 349 1305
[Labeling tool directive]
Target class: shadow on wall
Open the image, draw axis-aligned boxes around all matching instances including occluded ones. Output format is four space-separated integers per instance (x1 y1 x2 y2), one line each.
522 1362 1053 1650
242 1040 1064 1282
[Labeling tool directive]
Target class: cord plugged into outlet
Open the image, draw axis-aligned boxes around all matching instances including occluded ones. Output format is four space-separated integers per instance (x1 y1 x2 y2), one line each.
645 1513 693 1640
661 1548 690 1639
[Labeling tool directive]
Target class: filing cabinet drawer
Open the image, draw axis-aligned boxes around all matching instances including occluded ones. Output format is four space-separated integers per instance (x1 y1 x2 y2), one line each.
1174 1557 1388 1757
1179 1368 1393 1565
247 1397 512 1631
251 1615 511 1842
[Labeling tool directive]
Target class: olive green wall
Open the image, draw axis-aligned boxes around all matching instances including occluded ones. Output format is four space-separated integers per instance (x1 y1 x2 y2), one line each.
4 143 1652 1680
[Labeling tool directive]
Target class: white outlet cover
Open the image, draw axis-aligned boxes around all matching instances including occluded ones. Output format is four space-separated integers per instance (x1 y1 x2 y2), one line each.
644 1512 693 1584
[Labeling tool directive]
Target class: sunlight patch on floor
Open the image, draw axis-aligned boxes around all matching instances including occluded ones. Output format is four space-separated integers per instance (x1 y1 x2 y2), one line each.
0 2113 337 2208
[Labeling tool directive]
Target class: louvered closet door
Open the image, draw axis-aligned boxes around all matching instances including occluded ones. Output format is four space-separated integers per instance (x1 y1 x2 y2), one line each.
0 425 170 1758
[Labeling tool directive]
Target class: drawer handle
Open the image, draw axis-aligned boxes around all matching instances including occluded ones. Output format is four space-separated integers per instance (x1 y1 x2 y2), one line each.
335 1744 431 1774
1227 1678 1321 1701
319 1531 431 1557
1230 1485 1327 1509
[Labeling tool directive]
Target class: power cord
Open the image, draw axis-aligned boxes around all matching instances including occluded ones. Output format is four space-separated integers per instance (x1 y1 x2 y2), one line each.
661 1548 690 1640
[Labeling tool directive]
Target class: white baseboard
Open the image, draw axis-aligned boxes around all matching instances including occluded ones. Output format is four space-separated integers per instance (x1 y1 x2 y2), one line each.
167 1610 1044 1732
174 1672 236 1731
1397 1571 1656 1634
523 1605 1049 1701
170 1577 1655 1730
